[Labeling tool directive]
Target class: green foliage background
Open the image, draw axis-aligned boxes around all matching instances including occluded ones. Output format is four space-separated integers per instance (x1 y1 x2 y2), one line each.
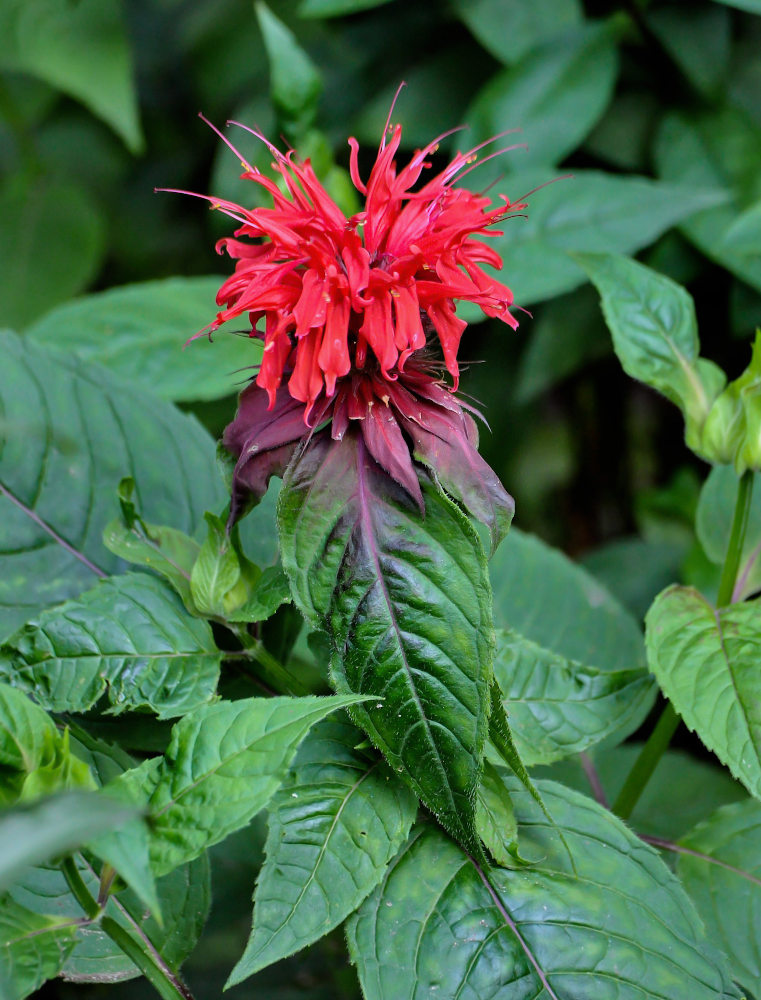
1 0 760 996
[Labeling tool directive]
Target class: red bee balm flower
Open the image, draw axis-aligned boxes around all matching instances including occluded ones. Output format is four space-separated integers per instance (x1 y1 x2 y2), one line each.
179 103 524 547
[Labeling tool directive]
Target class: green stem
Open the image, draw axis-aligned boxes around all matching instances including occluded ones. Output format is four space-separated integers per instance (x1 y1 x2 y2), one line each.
612 702 680 820
717 470 754 608
101 918 196 1000
60 857 100 920
229 624 309 695
614 469 755 821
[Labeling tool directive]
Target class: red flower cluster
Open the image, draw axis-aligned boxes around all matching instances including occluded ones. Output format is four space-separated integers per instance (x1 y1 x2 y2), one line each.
178 101 523 544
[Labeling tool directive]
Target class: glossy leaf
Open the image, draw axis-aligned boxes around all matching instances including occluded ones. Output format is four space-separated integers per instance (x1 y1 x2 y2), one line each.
655 108 761 294
0 330 224 638
347 780 740 1000
0 0 142 151
464 170 725 308
9 854 210 984
646 585 761 798
576 252 726 448
451 0 582 65
227 717 417 984
0 791 136 892
677 799 761 991
489 529 653 763
113 693 368 876
278 432 493 856
0 175 104 330
465 22 618 169
697 466 761 600
26 277 255 402
0 573 220 720
0 895 77 1000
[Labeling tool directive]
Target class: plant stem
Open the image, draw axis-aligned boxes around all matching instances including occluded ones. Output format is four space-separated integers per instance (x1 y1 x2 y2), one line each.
101 918 196 1000
614 469 755 820
717 469 754 608
60 857 100 920
229 623 309 695
612 702 680 820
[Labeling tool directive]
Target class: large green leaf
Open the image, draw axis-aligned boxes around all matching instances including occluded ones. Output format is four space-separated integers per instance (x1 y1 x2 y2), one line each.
256 2 321 134
9 853 210 984
278 432 493 857
489 529 653 764
655 108 761 293
0 0 142 151
347 780 741 1000
450 0 582 65
646 4 730 99
113 694 367 876
227 717 417 985
646 585 761 798
576 252 726 447
677 800 761 992
464 170 725 308
26 277 256 403
710 0 761 14
465 22 618 169
0 175 105 330
0 330 224 638
0 895 77 1000
0 573 220 720
0 791 136 892
696 466 761 601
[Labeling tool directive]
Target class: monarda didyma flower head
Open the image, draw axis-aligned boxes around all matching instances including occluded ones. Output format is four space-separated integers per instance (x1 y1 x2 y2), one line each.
169 96 526 546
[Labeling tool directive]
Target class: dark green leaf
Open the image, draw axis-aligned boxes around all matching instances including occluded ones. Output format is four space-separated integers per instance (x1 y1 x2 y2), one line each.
0 791 136 892
655 108 761 294
26 277 256 402
278 432 493 857
646 585 761 798
710 0 761 12
581 535 687 620
723 200 761 254
451 0 582 65
697 466 761 600
0 573 220 720
227 717 417 984
646 4 730 99
0 0 142 151
475 760 519 866
677 799 761 990
0 895 77 1000
489 528 653 763
9 854 210 984
0 174 104 329
463 170 725 309
465 22 618 169
256 2 321 134
575 252 726 449
0 330 224 638
347 781 741 1000
297 0 394 16
112 693 368 876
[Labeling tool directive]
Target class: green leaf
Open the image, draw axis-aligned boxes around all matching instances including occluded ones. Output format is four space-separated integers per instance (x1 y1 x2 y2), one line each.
655 108 761 294
0 174 105 330
297 0 394 16
489 529 653 764
696 467 761 600
278 432 493 857
475 760 519 866
677 799 761 991
9 853 209 984
722 200 761 255
113 693 368 876
646 585 761 798
0 895 77 1000
0 791 136 893
450 0 582 65
0 573 220 720
0 0 143 151
256 2 322 135
582 535 688 620
26 277 258 402
465 22 618 169
0 330 225 638
347 781 741 1000
463 170 725 309
0 683 94 806
226 565 292 623
710 0 761 12
190 512 250 618
646 4 730 99
227 717 417 984
575 252 726 452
